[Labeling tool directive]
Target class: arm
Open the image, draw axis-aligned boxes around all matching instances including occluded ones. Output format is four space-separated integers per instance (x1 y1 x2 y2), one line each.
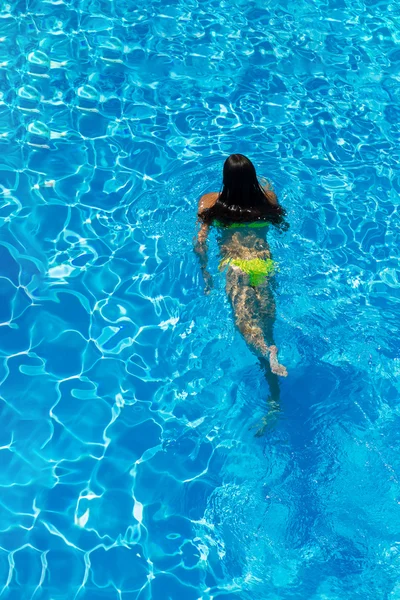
194 221 213 294
194 193 218 294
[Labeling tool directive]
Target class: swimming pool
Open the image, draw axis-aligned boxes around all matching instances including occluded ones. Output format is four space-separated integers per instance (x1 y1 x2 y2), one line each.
1 0 399 598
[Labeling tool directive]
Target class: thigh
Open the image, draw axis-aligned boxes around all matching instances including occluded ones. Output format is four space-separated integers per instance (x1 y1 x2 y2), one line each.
226 266 257 322
255 278 276 320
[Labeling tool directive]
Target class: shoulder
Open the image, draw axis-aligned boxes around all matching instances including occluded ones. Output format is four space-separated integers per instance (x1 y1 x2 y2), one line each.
258 177 278 206
264 188 278 206
198 192 219 213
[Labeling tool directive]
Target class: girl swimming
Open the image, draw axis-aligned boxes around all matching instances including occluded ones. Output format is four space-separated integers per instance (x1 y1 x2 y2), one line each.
195 153 288 379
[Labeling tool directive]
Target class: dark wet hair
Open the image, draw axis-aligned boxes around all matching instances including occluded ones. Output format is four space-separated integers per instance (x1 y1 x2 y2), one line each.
199 154 286 226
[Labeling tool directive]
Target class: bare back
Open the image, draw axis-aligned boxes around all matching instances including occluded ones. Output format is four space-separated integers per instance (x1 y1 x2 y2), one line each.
197 191 273 262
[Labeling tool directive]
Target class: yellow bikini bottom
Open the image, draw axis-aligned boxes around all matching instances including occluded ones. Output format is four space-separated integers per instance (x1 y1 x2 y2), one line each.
220 257 275 287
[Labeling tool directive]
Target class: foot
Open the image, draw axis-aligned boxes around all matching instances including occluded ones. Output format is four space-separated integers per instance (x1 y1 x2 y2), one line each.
251 406 281 437
267 346 288 377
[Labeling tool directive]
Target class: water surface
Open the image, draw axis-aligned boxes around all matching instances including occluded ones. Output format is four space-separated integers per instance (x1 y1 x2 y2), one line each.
0 0 400 598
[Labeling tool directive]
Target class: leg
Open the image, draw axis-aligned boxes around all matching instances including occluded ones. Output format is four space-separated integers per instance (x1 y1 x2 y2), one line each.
226 267 287 376
226 267 268 355
250 357 282 436
254 283 287 377
254 283 276 345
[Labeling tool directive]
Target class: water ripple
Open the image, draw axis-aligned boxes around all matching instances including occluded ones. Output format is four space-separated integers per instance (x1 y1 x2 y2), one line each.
0 0 400 598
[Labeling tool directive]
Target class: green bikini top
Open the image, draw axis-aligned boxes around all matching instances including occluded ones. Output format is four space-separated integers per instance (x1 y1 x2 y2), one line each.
214 220 269 229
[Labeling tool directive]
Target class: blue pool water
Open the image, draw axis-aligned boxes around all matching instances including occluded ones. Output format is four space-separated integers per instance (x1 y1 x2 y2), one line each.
1 0 400 598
